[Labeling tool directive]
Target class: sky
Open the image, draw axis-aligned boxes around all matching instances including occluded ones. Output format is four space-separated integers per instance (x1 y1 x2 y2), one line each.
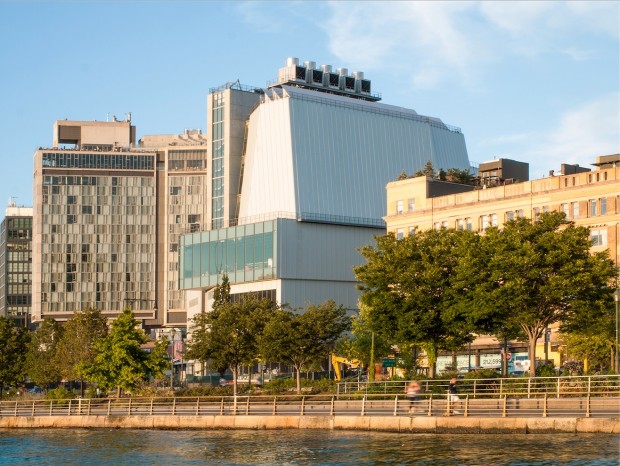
0 1 618 215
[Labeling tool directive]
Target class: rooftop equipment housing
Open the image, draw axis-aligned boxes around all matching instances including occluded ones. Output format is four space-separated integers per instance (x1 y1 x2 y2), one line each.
273 57 380 102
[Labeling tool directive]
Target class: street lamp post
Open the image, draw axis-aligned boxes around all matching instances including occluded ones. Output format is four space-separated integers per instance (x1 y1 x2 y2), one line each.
614 289 620 374
170 328 176 390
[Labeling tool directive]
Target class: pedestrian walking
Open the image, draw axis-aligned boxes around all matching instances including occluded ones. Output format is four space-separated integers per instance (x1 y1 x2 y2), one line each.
405 380 421 415
448 378 461 414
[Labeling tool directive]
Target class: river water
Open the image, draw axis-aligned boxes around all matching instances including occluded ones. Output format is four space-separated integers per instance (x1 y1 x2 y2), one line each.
0 429 618 465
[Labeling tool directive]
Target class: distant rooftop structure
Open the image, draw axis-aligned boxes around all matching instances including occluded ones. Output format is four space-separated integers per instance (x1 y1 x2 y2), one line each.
591 153 620 169
268 57 382 102
53 118 136 150
139 129 208 148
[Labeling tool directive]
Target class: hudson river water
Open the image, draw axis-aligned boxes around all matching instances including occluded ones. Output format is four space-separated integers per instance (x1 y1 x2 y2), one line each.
1 429 618 465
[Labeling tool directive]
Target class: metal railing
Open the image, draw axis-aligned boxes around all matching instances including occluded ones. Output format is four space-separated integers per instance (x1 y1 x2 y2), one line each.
1 393 618 419
337 375 620 399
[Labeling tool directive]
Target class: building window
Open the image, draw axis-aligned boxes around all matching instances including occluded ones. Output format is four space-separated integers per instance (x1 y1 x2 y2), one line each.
600 198 607 215
589 200 597 217
506 211 514 222
407 198 415 212
516 210 524 218
533 207 540 221
434 222 442 231
590 228 607 247
408 226 416 236
456 219 465 231
396 229 404 240
481 215 489 231
572 202 579 219
396 200 403 215
491 214 498 227
561 203 569 218
466 218 472 231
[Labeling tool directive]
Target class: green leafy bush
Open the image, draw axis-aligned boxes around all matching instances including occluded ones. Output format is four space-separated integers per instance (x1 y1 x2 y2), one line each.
45 387 76 400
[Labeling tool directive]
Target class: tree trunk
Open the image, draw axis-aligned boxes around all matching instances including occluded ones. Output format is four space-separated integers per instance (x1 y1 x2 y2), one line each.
116 385 121 398
232 366 238 397
295 366 302 394
528 337 537 379
80 379 84 398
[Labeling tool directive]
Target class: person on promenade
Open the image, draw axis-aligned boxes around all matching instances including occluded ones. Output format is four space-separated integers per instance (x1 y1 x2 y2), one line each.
448 378 461 415
405 380 421 415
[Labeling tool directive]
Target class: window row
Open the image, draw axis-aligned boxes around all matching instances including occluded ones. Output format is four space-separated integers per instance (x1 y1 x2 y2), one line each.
42 153 154 170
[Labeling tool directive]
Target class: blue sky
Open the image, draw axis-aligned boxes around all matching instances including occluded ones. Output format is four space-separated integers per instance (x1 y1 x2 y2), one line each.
0 1 618 213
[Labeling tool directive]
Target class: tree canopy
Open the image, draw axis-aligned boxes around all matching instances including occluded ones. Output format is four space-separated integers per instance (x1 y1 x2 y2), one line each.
261 300 351 392
25 318 63 388
81 308 168 396
0 317 29 398
355 228 476 377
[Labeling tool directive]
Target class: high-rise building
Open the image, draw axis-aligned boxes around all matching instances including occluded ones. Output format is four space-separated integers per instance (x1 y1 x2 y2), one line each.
180 58 472 318
32 119 209 328
0 203 33 327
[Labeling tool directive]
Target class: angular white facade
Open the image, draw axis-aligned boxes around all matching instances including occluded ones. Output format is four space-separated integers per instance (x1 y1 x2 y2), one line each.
239 85 469 224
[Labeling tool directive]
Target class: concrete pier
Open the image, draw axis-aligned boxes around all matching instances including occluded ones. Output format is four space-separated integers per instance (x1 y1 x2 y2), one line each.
0 415 617 434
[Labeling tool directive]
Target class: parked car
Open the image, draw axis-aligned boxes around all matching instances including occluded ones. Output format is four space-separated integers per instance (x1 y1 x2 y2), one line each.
28 386 44 394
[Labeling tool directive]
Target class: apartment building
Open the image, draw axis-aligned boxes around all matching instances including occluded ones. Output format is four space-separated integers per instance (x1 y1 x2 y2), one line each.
385 155 620 266
0 204 33 327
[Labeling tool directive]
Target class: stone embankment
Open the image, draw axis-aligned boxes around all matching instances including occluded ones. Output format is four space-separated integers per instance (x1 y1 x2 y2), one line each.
1 415 617 434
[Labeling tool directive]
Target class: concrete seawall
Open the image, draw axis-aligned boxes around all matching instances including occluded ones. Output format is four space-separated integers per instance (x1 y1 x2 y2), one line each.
0 415 617 434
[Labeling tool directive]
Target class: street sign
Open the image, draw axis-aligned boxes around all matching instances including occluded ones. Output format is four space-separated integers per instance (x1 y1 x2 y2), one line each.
506 353 512 362
382 358 396 368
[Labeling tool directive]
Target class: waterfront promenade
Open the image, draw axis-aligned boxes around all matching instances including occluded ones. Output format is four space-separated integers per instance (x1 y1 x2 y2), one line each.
1 393 618 433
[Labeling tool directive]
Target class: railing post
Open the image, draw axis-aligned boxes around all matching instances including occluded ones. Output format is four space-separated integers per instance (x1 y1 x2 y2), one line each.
473 380 477 399
128 398 132 416
272 396 277 416
502 395 507 417
245 396 250 415
31 401 35 417
330 396 334 416
556 377 560 398
220 397 224 415
427 394 433 417
49 400 53 416
393 394 399 416
150 398 154 416
172 397 176 416
585 395 591 418
87 399 91 416
300 396 305 416
527 378 531 399
361 395 366 416
587 377 591 398
107 398 111 416
78 398 82 416
542 393 547 417
196 397 200 416
68 399 72 416
464 394 469 417
499 379 503 398
14 401 17 417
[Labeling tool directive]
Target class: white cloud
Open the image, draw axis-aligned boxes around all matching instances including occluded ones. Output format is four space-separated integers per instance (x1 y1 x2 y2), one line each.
510 94 620 174
321 1 618 89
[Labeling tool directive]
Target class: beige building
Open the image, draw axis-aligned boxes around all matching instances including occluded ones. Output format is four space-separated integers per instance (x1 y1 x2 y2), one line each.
385 155 620 266
32 119 209 328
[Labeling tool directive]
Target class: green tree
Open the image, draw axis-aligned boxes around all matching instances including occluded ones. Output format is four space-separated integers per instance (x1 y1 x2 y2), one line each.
188 295 275 396
560 332 612 373
477 212 617 377
212 273 231 309
54 307 109 396
25 318 63 388
336 303 391 381
355 228 477 377
446 167 475 185
261 300 351 393
415 160 435 178
0 317 30 399
81 308 168 396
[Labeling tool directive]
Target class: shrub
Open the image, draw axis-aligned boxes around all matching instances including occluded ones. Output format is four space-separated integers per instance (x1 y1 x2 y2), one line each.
45 387 76 400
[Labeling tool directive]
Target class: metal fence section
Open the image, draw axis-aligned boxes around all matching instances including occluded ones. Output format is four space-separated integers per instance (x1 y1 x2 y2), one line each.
336 375 620 399
1 393 618 419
